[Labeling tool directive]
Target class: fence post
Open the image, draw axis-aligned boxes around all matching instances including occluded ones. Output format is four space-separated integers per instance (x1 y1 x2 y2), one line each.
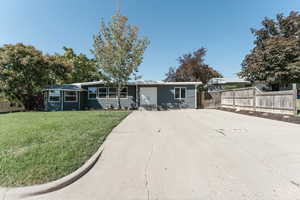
293 83 298 116
201 91 205 109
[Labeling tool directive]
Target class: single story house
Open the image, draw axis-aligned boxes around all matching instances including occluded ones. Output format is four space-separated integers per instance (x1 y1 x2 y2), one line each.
43 81 202 111
206 78 251 91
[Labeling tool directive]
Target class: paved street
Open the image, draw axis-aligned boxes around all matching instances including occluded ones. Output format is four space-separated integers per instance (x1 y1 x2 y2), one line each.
23 110 300 200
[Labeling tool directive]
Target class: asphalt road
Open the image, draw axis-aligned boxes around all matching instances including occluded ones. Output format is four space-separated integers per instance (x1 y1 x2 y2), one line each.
23 109 300 200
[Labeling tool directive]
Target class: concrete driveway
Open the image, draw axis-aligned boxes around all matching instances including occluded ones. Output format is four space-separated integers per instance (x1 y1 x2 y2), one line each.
23 109 300 200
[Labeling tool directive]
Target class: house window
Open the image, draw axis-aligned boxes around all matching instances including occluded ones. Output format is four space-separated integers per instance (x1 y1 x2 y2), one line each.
49 90 60 102
174 87 186 99
64 91 77 102
98 87 108 98
108 88 117 98
120 87 128 98
88 87 97 99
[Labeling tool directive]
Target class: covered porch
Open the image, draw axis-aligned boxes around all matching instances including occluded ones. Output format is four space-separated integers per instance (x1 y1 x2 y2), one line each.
43 85 86 111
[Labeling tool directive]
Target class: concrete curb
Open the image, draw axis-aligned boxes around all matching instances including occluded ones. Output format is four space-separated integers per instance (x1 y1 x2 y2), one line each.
1 146 104 200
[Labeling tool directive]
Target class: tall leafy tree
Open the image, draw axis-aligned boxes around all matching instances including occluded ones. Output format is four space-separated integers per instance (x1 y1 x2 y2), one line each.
164 48 222 84
92 12 149 108
0 93 6 102
239 11 300 90
0 43 70 110
59 47 101 83
164 67 177 82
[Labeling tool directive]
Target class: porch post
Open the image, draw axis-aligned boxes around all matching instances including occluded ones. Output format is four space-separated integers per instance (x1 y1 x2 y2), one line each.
61 90 64 111
78 91 81 110
195 84 197 109
44 91 47 111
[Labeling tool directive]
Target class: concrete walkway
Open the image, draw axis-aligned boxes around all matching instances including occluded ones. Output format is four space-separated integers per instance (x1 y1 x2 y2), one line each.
15 110 300 199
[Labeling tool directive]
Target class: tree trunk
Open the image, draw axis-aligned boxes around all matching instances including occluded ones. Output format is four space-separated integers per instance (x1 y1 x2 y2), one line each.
117 83 121 109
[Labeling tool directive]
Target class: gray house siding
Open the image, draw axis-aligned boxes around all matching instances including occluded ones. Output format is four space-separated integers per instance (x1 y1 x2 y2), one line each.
44 82 199 111
80 92 88 110
136 84 196 109
63 102 79 110
83 85 137 109
47 101 61 111
156 85 196 109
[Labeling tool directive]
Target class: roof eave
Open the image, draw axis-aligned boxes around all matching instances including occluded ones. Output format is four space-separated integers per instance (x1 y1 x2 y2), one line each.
78 81 203 86
42 88 87 92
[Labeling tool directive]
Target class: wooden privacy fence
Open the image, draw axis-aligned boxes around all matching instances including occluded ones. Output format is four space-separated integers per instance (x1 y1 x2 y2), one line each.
0 102 24 113
198 91 221 109
220 86 298 115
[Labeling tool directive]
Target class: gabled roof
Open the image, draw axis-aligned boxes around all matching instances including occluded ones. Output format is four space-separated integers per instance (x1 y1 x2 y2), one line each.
207 78 250 85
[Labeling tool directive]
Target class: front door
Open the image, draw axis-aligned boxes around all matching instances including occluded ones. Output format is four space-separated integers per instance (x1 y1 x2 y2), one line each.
140 87 157 109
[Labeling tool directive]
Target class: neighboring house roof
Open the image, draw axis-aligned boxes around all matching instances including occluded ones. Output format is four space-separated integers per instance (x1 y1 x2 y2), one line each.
207 78 250 85
43 84 86 91
71 80 203 86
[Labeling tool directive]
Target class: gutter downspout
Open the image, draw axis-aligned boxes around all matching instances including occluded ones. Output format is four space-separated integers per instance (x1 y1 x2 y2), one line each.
195 84 197 109
136 83 138 109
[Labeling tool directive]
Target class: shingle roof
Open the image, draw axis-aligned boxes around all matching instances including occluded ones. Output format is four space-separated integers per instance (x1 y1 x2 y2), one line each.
207 78 250 85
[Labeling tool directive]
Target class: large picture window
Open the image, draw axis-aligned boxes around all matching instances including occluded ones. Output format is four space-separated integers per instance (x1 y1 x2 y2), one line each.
49 90 60 102
88 87 97 99
108 88 117 98
88 87 129 99
120 87 128 98
98 87 108 98
64 91 77 102
174 87 186 99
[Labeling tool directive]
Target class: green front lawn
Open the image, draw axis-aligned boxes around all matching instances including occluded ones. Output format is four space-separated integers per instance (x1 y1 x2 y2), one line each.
0 110 130 187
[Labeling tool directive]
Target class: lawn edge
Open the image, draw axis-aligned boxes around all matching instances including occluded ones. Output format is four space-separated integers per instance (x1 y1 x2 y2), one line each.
2 146 104 200
1 111 132 200
216 108 300 125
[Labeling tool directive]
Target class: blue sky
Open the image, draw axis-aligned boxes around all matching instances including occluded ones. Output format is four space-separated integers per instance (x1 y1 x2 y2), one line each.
0 0 299 81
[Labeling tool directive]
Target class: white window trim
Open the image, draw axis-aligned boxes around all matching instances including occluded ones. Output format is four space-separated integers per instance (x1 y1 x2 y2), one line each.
88 86 129 100
108 87 117 99
97 87 108 99
48 90 61 102
64 91 78 102
119 87 129 99
88 87 97 100
174 87 187 100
